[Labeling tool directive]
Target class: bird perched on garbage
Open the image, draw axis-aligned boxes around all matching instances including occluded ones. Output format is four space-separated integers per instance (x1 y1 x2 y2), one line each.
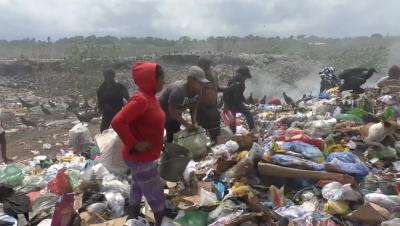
338 68 377 94
40 104 52 115
283 92 295 107
73 111 99 123
18 98 38 109
259 95 266 105
20 117 37 127
246 93 255 105
66 100 79 112
48 100 56 108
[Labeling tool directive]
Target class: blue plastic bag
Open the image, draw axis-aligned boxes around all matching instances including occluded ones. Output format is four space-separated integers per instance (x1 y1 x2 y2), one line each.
326 152 369 181
271 154 325 171
213 182 225 200
280 141 324 162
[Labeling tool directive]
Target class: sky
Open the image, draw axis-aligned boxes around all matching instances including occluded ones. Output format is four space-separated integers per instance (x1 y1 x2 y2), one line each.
0 0 399 40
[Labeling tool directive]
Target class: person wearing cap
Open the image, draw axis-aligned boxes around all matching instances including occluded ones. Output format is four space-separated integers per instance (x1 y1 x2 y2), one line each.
222 66 255 134
197 56 221 143
159 66 209 142
97 69 130 132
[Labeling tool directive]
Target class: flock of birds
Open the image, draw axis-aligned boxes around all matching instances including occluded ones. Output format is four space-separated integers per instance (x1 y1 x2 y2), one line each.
17 96 100 128
246 91 310 108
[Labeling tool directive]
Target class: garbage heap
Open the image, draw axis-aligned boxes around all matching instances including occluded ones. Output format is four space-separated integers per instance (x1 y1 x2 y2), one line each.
3 88 400 226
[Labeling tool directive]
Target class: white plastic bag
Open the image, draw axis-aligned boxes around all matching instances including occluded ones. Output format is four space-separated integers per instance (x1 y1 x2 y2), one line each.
95 128 128 175
174 127 207 158
68 123 92 148
125 217 150 226
199 188 218 206
102 178 130 198
322 182 361 201
365 193 400 211
105 192 125 217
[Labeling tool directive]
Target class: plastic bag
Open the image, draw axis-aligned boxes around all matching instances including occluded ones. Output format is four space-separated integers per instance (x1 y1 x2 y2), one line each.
126 217 150 226
174 127 208 158
323 200 350 215
335 114 364 123
51 193 74 226
95 128 128 175
86 202 109 215
382 218 400 226
175 210 208 226
326 152 369 180
378 95 397 105
199 188 218 206
365 193 400 211
102 178 130 198
271 154 325 171
220 157 255 185
213 182 225 200
281 141 324 162
47 169 72 195
248 142 264 161
0 164 24 187
66 169 80 190
105 192 125 217
68 123 92 148
322 182 361 201
303 119 336 138
270 185 284 209
221 110 235 126
208 200 244 223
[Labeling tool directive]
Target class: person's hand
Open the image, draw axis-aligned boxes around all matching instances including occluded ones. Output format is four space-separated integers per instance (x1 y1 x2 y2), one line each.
129 142 152 154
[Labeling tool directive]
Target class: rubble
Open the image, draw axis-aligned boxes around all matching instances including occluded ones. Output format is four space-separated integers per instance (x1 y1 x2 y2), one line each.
3 58 400 226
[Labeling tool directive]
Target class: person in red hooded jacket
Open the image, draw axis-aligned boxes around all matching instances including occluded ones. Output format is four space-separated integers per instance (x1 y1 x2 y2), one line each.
111 62 166 224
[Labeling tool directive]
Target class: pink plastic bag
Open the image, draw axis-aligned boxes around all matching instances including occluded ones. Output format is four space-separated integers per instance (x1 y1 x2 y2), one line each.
221 110 235 126
51 193 75 226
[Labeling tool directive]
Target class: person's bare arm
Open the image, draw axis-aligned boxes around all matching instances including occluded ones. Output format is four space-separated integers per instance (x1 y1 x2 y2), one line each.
169 104 191 128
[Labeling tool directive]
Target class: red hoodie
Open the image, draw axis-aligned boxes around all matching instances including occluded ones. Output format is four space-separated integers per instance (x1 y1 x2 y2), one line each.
111 62 165 162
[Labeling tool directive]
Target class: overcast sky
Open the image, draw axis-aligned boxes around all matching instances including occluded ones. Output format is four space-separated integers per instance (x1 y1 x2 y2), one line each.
0 0 399 40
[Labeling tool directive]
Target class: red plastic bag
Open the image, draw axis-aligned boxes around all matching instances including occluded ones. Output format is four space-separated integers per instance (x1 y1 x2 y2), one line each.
47 169 72 195
51 193 75 226
268 98 282 106
286 135 324 150
221 110 235 126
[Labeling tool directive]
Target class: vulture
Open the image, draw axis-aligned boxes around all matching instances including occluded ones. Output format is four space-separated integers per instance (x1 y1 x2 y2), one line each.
283 92 295 107
40 105 52 115
18 98 38 109
259 95 267 105
48 100 57 108
246 93 255 105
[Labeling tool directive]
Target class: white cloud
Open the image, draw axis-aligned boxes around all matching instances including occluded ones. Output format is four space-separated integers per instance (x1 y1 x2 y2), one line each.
0 0 399 40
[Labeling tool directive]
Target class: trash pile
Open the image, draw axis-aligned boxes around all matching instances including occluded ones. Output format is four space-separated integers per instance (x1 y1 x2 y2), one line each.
3 87 400 226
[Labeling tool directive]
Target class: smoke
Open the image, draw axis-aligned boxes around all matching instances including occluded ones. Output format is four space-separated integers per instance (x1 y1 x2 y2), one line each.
244 64 322 101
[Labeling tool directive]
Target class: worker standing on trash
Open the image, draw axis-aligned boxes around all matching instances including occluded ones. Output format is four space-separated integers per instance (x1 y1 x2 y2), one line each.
159 66 209 143
376 65 400 88
97 69 129 133
197 56 221 144
319 66 340 93
0 117 12 163
222 66 255 134
111 62 166 225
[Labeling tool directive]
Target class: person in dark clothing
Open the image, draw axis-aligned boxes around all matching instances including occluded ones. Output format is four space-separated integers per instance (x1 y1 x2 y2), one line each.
197 56 221 143
319 66 340 93
97 69 129 132
222 66 255 134
159 66 209 143
0 119 11 163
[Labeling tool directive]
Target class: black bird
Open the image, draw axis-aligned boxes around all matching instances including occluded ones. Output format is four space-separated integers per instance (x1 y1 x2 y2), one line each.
74 111 99 123
283 92 295 107
18 98 38 108
20 117 37 127
338 68 377 94
259 95 266 105
246 93 255 105
40 105 52 115
48 100 56 108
